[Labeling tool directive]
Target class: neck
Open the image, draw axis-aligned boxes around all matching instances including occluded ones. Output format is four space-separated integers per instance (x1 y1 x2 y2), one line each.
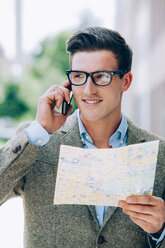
81 111 122 148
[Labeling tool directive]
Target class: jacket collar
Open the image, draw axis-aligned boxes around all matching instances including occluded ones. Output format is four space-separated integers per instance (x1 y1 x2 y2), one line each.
127 119 147 145
60 110 83 148
61 111 146 142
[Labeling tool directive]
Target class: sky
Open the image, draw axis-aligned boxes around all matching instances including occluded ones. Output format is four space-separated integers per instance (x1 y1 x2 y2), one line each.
0 0 115 59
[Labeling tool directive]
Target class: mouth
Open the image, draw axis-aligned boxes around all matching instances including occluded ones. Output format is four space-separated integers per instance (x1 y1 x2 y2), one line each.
82 99 102 104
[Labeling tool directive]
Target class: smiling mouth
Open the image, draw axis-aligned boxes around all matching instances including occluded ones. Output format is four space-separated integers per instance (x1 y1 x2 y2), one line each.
83 99 102 104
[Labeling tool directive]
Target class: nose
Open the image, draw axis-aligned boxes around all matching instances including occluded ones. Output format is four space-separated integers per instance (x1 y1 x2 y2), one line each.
83 76 97 95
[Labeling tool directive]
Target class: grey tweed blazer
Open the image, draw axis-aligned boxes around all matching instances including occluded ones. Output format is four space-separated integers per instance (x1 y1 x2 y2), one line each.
0 111 165 248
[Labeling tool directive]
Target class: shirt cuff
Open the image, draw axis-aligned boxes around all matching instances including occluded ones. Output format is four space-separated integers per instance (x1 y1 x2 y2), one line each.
149 226 165 245
25 121 51 146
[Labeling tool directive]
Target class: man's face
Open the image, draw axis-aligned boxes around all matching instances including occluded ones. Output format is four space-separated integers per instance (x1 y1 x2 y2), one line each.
71 50 128 124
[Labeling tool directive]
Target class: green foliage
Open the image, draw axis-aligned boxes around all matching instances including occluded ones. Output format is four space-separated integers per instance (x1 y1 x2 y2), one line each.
19 30 75 119
0 138 7 147
35 31 71 72
0 82 29 119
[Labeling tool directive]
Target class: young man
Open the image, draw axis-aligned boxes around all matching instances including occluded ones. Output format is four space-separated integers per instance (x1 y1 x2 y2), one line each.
0 27 165 248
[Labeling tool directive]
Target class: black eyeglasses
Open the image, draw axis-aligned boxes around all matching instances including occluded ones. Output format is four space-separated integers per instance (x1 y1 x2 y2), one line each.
66 70 125 86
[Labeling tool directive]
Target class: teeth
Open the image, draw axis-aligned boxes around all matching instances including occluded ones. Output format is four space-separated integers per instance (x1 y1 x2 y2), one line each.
85 100 100 104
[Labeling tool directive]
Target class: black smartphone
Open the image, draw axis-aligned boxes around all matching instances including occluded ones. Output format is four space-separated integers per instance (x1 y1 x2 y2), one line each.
62 84 73 115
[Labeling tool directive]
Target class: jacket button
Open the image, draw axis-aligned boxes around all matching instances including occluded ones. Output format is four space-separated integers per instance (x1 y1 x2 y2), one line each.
98 236 106 244
12 145 21 153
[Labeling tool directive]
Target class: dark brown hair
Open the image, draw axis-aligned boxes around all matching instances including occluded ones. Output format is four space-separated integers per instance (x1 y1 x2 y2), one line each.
66 27 133 72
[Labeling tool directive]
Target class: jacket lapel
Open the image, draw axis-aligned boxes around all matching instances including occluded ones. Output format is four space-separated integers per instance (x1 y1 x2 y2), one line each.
127 119 147 145
60 110 83 148
102 206 117 227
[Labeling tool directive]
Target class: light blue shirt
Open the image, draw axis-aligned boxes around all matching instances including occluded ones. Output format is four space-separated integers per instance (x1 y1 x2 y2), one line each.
25 112 165 245
77 110 128 227
26 121 52 146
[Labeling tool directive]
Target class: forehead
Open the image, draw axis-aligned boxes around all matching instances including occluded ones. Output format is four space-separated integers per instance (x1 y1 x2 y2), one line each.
71 50 118 71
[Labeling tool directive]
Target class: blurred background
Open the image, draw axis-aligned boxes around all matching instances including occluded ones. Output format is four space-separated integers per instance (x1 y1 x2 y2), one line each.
0 0 165 247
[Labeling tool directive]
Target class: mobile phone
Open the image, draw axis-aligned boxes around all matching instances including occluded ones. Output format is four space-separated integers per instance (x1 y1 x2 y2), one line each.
62 84 73 115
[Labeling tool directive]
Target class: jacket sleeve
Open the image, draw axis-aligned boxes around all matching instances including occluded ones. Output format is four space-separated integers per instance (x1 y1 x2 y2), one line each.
0 123 42 205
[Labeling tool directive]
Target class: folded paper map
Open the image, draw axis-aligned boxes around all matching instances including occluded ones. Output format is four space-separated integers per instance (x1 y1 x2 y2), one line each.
54 140 159 206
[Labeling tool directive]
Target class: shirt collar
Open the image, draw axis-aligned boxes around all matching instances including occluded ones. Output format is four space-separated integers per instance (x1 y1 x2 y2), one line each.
109 113 128 147
77 109 128 147
77 110 88 137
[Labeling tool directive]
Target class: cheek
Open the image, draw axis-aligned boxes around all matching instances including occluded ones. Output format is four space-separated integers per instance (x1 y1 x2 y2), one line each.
72 88 82 104
112 82 123 98
105 84 122 100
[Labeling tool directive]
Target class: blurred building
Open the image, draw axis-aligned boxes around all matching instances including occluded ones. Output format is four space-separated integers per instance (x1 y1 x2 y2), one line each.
115 0 165 138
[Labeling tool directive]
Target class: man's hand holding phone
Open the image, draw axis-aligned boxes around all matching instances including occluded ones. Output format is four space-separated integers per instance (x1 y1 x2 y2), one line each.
36 81 72 134
61 84 73 116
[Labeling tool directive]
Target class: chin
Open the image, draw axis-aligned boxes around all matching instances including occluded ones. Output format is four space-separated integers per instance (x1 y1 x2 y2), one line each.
81 112 105 123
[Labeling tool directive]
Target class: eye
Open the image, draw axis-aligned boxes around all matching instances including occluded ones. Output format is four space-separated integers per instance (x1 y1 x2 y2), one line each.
95 72 110 80
72 72 85 79
99 73 109 78
75 74 84 78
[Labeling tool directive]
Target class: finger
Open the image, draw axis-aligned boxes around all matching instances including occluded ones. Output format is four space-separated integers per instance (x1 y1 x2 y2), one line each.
119 200 165 222
118 199 165 234
55 95 64 109
45 85 61 94
48 85 71 102
61 80 70 88
126 195 164 206
129 216 153 233
123 209 152 222
123 208 165 231
129 215 164 234
61 86 72 102
66 104 73 116
44 84 68 96
44 83 71 102
119 200 155 214
45 86 71 106
42 91 64 109
47 91 72 110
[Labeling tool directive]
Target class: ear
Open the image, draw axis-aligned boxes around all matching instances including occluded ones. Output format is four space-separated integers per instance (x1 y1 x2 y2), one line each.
121 72 133 92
